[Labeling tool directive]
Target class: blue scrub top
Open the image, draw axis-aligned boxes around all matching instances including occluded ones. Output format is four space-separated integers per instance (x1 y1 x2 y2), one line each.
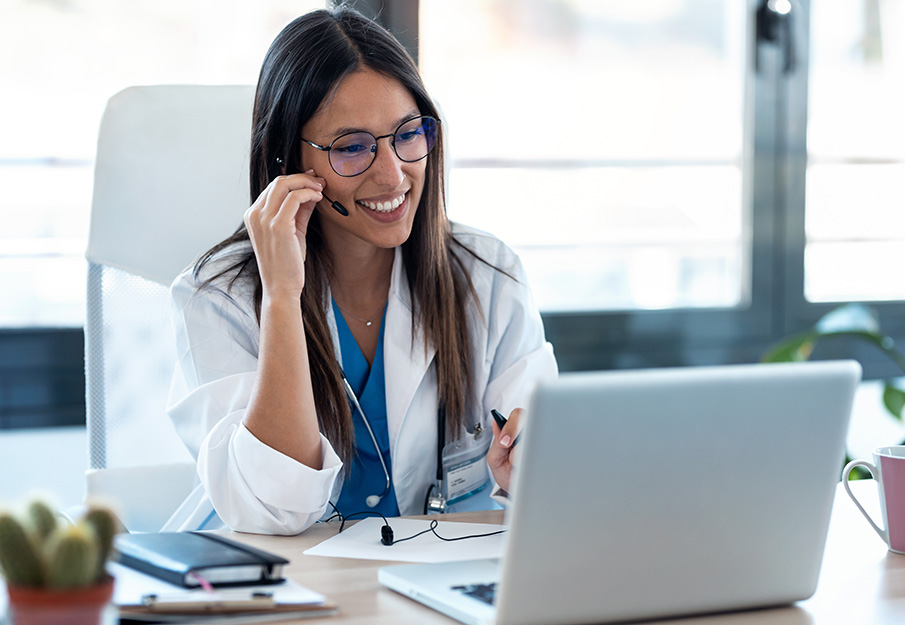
333 299 400 518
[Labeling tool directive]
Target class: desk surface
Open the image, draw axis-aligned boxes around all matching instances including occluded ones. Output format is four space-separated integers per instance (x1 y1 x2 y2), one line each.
230 480 903 625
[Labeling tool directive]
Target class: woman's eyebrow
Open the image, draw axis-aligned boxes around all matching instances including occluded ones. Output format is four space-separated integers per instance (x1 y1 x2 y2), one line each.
327 111 421 137
394 110 422 127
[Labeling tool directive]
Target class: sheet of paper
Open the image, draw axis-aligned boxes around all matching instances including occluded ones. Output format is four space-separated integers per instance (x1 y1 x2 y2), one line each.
303 517 506 563
109 561 325 607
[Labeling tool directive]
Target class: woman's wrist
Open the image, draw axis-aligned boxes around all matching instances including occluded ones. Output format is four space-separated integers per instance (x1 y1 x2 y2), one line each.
261 289 303 314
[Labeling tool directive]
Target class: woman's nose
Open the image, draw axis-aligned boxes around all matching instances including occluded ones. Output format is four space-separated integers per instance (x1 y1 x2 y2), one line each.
368 138 405 186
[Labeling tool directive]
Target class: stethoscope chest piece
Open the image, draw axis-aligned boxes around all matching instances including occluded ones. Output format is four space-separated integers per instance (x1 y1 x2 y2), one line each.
425 482 447 514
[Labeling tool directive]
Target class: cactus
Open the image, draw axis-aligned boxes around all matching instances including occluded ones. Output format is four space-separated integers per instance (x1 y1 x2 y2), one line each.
0 500 118 590
26 500 57 542
81 506 117 582
45 524 99 589
0 513 45 587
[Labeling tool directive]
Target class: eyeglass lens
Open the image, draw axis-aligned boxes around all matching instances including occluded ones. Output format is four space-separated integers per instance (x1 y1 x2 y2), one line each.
329 116 438 177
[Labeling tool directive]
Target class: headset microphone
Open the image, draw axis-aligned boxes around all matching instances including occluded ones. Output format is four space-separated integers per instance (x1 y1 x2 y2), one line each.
322 192 349 217
366 494 382 508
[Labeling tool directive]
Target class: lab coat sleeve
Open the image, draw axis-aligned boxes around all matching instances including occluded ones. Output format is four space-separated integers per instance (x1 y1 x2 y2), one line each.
167 268 343 535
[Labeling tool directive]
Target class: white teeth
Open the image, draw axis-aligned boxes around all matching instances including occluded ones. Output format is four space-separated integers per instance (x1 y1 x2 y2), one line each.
358 193 405 213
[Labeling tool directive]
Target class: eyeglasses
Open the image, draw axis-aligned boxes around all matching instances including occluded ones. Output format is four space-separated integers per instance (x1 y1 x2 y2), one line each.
302 115 440 177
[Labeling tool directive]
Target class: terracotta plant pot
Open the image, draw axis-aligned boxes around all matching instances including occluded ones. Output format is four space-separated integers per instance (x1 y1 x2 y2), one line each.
5 576 114 625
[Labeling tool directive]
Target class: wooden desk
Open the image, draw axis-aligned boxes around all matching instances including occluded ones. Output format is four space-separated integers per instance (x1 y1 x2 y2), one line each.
230 482 905 624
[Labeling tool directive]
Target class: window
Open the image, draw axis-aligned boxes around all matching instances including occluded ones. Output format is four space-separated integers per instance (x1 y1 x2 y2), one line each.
420 0 750 313
411 0 905 376
805 0 905 303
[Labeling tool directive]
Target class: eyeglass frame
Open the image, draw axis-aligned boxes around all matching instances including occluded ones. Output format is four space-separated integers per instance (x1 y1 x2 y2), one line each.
301 115 441 178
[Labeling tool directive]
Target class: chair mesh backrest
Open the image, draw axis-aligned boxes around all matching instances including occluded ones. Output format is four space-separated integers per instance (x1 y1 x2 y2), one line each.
85 262 192 470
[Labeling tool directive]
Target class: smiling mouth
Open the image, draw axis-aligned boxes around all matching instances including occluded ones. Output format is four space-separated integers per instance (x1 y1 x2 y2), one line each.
357 192 406 213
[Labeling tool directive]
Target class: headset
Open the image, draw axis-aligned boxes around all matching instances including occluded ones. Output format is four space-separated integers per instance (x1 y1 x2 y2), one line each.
322 192 349 217
330 507 505 546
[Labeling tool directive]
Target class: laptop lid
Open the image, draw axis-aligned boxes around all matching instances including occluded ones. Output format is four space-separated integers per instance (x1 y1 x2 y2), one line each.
495 360 860 625
380 360 860 625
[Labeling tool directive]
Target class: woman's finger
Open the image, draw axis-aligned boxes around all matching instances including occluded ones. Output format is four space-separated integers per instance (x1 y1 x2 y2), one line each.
487 408 524 492
495 408 522 448
243 171 325 295
246 172 323 225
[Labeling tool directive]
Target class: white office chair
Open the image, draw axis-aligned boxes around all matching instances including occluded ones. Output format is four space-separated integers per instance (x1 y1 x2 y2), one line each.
84 85 254 532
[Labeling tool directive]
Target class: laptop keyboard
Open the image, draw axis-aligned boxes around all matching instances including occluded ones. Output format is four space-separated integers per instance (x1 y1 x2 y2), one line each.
451 583 497 606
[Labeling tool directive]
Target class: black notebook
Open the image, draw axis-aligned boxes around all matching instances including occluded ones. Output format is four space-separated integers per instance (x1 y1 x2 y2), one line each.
114 532 289 588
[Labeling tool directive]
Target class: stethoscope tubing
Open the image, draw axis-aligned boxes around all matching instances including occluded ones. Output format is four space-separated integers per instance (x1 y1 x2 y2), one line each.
341 374 392 504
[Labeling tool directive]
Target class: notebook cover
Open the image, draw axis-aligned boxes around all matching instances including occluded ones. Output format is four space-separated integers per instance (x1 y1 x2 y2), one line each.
114 532 289 588
118 602 339 618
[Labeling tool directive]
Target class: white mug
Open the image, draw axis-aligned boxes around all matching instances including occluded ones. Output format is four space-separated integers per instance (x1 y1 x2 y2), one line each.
843 446 905 553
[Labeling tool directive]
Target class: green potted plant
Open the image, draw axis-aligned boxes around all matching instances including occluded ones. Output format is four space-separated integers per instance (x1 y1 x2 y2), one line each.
763 303 905 477
0 500 118 625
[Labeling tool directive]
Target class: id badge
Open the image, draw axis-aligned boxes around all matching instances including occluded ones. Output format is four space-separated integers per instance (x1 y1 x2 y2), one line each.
441 426 492 506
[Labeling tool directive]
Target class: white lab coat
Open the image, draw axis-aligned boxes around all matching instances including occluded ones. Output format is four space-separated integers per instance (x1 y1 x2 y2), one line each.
164 223 558 535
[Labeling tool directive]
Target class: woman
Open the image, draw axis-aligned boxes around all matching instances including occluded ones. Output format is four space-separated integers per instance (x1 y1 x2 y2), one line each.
166 7 557 535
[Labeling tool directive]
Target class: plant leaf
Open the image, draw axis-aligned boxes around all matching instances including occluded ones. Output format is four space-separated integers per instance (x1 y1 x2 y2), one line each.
883 384 905 422
843 453 872 481
761 332 817 363
814 303 880 334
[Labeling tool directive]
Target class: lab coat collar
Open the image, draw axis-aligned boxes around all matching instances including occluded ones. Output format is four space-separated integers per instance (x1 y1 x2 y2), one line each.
385 246 436 448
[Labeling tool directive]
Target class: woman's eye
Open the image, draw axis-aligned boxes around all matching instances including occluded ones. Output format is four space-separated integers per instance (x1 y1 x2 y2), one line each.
334 142 369 155
397 128 425 143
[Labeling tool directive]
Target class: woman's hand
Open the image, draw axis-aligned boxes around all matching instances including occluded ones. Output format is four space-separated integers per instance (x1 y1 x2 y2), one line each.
242 170 325 469
244 170 324 299
487 407 523 493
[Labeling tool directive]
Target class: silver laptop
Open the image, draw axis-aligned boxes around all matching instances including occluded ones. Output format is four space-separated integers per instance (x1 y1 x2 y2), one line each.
379 360 861 625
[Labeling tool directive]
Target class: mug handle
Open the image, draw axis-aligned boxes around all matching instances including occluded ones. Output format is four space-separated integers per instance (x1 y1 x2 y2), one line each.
842 459 888 544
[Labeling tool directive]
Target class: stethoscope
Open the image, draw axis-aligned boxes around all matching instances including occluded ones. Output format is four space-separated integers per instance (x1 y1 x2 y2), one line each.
341 374 391 508
340 373 450 514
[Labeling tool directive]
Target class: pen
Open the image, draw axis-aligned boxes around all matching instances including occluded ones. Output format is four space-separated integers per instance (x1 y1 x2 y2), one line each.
490 409 521 447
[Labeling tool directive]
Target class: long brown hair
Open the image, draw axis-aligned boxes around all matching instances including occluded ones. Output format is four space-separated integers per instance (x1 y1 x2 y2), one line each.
195 7 491 462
